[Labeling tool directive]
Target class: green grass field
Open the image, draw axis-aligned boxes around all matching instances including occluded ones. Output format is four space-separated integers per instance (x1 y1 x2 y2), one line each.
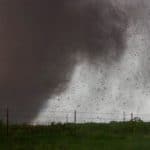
1 121 150 150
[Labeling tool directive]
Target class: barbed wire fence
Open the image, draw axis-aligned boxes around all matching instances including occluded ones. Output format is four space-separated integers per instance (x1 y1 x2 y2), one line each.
0 107 150 125
1 107 150 136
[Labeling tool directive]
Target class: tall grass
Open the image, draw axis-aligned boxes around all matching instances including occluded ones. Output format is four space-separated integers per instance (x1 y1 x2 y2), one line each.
0 121 150 150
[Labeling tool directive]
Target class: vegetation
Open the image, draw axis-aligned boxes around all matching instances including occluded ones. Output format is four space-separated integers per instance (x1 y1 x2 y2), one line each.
0 121 150 150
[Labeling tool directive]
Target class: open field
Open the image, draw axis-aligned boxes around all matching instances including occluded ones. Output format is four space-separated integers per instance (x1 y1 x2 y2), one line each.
0 121 150 150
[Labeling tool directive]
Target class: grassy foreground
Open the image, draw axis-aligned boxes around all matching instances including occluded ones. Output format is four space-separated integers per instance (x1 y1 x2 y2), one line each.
1 121 150 150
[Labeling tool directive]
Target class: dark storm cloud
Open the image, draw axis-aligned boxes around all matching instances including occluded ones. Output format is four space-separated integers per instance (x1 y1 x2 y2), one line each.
66 0 129 62
0 0 129 122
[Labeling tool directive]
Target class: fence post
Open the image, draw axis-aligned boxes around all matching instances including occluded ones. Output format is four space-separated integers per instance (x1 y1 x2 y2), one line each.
74 110 77 123
6 107 9 136
123 112 126 122
131 112 133 121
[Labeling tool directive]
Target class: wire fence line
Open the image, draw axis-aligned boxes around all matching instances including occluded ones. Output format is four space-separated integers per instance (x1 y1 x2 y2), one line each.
0 107 150 125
